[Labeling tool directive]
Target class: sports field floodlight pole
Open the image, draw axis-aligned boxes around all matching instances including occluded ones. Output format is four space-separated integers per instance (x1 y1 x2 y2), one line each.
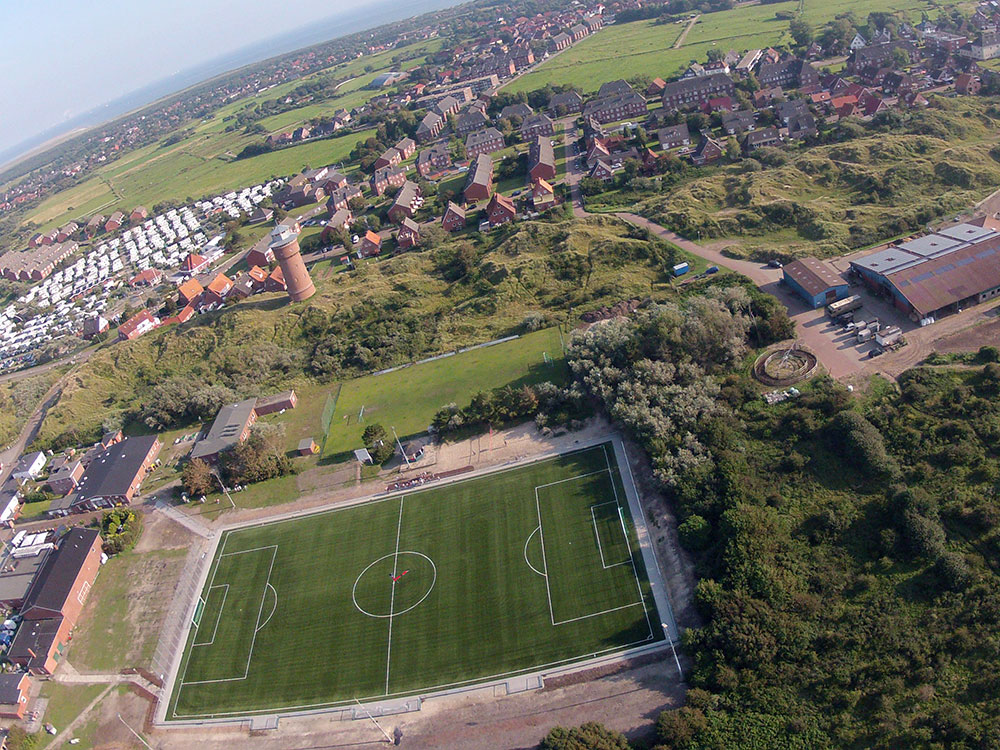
211 469 235 509
663 622 684 681
391 426 411 468
117 713 156 749
354 698 393 743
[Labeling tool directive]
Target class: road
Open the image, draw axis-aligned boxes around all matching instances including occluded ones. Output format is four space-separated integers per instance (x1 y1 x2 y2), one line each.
673 15 699 49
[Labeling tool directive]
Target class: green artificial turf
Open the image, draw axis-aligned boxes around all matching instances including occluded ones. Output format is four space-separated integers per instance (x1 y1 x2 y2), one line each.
322 327 569 458
168 443 661 719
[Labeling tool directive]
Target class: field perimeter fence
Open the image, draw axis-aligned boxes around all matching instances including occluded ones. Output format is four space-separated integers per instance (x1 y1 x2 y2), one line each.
320 384 342 447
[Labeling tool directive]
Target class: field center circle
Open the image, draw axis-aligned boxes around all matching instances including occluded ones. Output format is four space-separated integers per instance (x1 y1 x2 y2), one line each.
352 551 437 618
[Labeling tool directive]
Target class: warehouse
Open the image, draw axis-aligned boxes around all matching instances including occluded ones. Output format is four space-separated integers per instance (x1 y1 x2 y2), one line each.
782 257 849 308
850 223 1000 322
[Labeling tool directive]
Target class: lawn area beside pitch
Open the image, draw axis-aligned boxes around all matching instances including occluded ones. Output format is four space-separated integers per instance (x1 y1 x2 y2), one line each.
322 327 568 458
167 443 661 719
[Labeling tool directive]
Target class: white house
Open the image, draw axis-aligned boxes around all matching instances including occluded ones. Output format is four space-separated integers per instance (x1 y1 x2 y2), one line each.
12 452 46 484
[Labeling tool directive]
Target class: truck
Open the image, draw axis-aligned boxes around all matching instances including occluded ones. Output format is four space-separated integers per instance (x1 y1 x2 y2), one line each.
826 295 863 318
876 325 903 347
706 265 719 275
857 328 874 343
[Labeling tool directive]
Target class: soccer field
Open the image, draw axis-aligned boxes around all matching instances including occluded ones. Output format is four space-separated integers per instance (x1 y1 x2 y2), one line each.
167 442 665 720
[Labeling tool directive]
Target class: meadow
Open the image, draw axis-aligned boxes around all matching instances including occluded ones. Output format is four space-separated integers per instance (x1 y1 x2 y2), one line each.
322 326 568 457
507 0 953 94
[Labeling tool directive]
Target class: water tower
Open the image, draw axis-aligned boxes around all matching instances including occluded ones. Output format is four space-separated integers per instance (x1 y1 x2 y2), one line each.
269 223 315 302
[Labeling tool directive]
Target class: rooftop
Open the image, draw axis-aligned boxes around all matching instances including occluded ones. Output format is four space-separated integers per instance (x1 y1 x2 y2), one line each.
191 399 257 461
20 528 100 615
61 435 160 509
783 257 846 296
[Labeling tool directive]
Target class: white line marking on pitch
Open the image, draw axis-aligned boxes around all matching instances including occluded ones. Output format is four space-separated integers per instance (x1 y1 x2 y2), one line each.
192 584 229 647
590 502 629 570
385 496 404 695
523 526 546 577
256 584 278 633
604 443 654 641
534 489 556 626
182 545 278 686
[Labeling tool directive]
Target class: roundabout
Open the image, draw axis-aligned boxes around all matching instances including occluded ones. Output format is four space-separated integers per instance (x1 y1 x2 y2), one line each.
352 551 438 618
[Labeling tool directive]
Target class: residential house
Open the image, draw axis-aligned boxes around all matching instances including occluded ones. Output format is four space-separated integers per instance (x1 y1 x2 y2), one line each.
520 113 555 139
786 112 817 139
753 86 784 108
647 78 667 96
417 142 453 178
661 73 735 111
373 147 402 170
434 95 462 118
265 266 286 292
582 91 646 124
246 245 274 268
742 127 781 153
129 206 148 225
177 278 204 307
416 111 444 142
85 214 105 237
105 212 125 232
456 109 490 135
0 673 31 719
396 217 421 249
757 58 819 90
464 153 494 202
466 128 505 159
956 72 981 95
657 124 691 150
395 137 417 159
371 166 408 196
775 98 810 126
690 135 725 166
248 206 274 224
202 273 234 306
319 172 349 193
548 90 584 115
326 184 363 214
117 310 159 341
532 178 556 209
128 268 162 287
359 230 383 258
13 452 46 483
720 109 756 135
388 181 422 223
46 459 84 497
442 202 467 232
551 32 572 51
528 135 556 181
486 193 516 227
590 159 618 181
55 222 78 242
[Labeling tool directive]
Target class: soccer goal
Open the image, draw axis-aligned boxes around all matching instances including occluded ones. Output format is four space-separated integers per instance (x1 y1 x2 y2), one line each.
192 596 206 629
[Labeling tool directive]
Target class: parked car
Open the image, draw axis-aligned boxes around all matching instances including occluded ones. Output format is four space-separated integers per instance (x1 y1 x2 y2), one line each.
767 259 783 268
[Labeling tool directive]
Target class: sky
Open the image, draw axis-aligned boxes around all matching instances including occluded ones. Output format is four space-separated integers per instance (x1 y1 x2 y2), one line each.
0 0 396 157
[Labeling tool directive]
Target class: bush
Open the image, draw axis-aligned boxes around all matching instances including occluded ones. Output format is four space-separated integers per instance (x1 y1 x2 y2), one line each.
100 508 143 555
539 722 631 750
362 423 395 464
936 551 972 591
901 509 946 559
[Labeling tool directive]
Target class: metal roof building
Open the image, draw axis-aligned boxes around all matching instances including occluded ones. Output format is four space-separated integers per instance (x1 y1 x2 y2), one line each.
782 257 849 308
850 223 1000 320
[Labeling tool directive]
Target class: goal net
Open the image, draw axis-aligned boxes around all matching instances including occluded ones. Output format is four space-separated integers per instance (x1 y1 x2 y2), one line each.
192 596 206 628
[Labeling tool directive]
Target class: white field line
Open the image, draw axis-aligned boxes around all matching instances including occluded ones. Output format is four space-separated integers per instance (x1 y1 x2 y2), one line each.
534 469 609 490
181 545 278 687
534 489 556 626
192 585 229 647
553 602 646 626
523 526 546 577
256 584 278 633
219 545 278 559
171 635 663 720
385 496 405 695
590 501 629 570
603 444 654 641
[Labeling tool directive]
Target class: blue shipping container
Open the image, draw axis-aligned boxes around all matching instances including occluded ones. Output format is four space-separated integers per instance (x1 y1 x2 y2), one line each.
672 262 689 276
706 265 719 274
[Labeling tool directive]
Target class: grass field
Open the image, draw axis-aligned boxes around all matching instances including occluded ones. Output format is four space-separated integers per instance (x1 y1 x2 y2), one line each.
322 327 568 457
508 0 953 94
167 442 662 719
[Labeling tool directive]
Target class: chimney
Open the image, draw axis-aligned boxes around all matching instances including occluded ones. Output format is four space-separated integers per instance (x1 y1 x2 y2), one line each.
269 225 316 302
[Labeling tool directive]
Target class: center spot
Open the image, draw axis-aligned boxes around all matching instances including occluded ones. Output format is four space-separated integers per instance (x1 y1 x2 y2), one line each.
352 551 437 618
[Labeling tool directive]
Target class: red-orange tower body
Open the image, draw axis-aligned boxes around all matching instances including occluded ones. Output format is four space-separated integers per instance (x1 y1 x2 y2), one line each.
269 225 315 302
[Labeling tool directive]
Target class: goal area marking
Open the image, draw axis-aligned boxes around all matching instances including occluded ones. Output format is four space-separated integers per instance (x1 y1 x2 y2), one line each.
192 584 229 647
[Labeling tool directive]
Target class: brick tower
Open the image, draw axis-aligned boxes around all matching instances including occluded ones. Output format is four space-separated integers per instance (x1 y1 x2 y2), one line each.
268 224 315 302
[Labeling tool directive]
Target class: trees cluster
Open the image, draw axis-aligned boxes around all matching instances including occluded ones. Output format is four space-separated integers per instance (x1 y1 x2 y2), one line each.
361 423 395 464
100 508 143 555
219 423 294 486
432 381 587 435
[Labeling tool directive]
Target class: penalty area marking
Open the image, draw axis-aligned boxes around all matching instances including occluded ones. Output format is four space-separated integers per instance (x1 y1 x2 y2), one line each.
523 526 546 577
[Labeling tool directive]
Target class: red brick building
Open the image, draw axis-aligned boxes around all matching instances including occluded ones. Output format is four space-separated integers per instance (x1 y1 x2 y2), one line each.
442 202 467 232
397 217 420 249
487 193 516 227
117 310 159 341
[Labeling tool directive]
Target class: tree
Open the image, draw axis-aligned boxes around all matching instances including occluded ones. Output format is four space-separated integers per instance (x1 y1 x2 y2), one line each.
101 508 143 554
362 423 395 464
789 18 814 47
891 46 910 68
539 722 630 750
182 458 215 497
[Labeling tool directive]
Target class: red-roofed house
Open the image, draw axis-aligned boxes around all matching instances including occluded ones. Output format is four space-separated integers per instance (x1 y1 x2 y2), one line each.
202 273 234 306
359 230 383 257
181 253 209 276
177 278 204 306
532 178 556 209
118 310 159 341
129 269 162 287
265 266 286 292
486 193 516 227
129 206 148 225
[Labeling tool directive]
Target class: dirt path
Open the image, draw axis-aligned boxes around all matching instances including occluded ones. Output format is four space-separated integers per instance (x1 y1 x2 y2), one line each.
673 15 699 49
